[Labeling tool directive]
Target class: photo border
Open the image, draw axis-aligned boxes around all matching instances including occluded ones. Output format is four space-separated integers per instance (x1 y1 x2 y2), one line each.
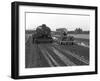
11 1 98 79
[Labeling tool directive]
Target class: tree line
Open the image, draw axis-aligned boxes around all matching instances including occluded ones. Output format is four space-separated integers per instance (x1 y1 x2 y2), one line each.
68 28 89 34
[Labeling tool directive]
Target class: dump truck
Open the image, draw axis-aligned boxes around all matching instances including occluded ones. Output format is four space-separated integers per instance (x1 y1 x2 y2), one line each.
32 24 53 44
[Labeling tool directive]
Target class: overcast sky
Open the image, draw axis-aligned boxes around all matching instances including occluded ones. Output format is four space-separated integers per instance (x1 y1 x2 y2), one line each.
26 12 90 31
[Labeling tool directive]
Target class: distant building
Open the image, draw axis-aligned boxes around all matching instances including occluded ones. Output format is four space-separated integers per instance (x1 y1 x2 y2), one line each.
51 31 61 35
51 28 68 38
56 28 68 34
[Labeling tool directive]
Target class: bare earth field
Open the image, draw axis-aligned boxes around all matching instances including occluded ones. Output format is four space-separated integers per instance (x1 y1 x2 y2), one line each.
68 34 89 39
25 35 89 68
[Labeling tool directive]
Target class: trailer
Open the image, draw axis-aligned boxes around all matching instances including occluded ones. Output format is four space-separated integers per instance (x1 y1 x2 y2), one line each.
59 41 75 45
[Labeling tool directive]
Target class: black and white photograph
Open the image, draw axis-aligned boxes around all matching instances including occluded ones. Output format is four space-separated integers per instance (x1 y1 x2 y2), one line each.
11 1 97 79
25 12 90 68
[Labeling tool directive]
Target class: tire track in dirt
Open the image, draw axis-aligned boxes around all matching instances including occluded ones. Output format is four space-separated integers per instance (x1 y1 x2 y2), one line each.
46 44 76 66
52 44 89 65
39 44 60 67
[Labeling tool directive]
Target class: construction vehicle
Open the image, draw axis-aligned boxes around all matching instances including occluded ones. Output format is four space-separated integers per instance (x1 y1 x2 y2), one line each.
32 24 53 44
58 31 75 45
